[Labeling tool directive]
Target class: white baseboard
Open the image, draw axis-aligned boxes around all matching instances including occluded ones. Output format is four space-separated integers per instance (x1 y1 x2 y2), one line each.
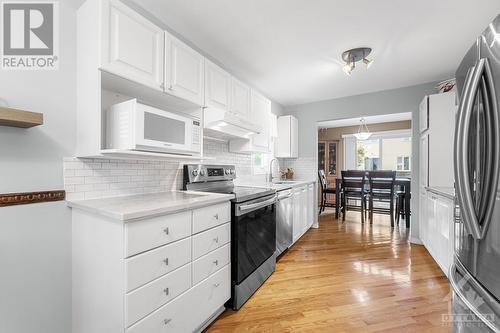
410 237 423 245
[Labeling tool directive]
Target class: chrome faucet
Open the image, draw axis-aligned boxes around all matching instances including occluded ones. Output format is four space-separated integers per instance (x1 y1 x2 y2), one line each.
268 158 280 183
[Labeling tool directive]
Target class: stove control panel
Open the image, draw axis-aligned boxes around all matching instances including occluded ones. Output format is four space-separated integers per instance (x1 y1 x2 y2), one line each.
183 164 236 184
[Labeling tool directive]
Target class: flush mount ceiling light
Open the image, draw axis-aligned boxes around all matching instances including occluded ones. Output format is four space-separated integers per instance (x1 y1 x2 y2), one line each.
353 118 372 140
341 47 373 76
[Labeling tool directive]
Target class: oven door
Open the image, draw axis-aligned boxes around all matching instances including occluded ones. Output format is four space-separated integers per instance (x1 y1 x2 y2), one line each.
134 102 195 153
233 194 276 284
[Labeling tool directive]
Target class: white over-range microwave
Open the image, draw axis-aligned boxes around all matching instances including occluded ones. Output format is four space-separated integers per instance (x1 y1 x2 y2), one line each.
106 99 201 155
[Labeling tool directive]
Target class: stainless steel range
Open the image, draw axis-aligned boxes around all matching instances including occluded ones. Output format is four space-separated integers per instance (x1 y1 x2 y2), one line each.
183 164 277 310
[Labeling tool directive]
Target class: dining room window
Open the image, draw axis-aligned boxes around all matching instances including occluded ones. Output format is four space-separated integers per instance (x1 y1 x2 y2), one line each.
396 156 411 171
345 130 412 172
356 139 380 171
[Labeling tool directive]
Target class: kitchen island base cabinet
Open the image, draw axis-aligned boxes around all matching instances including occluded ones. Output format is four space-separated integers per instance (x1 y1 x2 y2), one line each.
71 201 231 333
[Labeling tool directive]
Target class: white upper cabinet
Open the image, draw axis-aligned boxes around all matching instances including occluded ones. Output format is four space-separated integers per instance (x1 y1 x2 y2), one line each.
419 96 429 133
230 78 251 119
276 115 298 158
427 91 457 187
249 90 271 150
101 0 164 91
165 33 205 106
228 90 271 153
205 60 231 111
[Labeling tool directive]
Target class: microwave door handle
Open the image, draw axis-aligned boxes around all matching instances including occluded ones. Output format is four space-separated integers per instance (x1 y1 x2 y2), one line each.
455 61 482 240
478 58 500 239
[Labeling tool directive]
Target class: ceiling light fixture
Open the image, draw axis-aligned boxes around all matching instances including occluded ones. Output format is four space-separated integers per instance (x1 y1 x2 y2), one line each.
341 47 373 75
353 118 372 140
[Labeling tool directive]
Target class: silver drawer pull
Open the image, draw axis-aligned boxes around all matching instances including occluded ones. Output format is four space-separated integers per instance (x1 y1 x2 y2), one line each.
214 283 220 287
214 213 219 220
163 227 169 235
163 318 172 325
163 258 169 266
213 260 218 266
213 237 219 243
163 287 169 296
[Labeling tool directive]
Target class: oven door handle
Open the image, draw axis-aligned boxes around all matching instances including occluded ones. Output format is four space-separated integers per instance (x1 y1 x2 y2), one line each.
238 196 277 214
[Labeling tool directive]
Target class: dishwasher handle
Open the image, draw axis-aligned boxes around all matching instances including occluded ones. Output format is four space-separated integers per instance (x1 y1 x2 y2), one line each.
278 193 292 201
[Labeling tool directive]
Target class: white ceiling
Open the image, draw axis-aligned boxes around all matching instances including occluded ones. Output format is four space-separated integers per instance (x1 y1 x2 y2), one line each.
134 0 500 106
318 112 412 128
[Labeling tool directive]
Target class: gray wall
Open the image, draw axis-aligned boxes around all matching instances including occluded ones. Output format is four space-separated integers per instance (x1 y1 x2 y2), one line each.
0 1 77 332
285 82 439 243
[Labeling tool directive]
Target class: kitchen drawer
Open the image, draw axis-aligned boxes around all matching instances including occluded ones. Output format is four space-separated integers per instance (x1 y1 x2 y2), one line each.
125 211 192 257
126 238 191 292
192 222 230 260
192 202 230 234
127 265 230 333
126 263 191 327
192 244 230 285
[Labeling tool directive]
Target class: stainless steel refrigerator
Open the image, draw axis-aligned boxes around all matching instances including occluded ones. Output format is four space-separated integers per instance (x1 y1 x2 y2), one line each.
452 13 500 333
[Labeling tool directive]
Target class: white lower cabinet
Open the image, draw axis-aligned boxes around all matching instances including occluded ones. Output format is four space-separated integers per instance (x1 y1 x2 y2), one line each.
420 188 454 277
126 263 192 326
72 201 232 333
291 182 317 244
127 265 230 333
192 244 230 285
126 238 192 291
292 188 302 242
307 184 314 229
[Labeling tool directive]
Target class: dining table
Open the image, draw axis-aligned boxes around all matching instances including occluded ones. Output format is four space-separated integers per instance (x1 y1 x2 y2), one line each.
334 177 411 228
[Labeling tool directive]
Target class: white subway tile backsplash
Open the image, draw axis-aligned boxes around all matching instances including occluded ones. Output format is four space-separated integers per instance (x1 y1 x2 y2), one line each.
64 138 253 200
279 157 316 181
65 177 85 185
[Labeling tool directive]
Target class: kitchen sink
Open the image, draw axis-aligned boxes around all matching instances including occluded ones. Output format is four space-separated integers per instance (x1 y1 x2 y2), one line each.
272 181 301 184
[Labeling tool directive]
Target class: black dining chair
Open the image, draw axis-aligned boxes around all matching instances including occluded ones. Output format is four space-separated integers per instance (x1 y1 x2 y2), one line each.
367 170 396 227
318 170 337 215
395 185 406 225
341 170 367 223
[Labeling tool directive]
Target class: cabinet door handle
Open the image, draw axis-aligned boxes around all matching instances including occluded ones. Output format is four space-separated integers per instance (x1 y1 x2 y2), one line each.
213 237 219 243
163 318 172 325
214 213 219 220
213 260 218 266
214 283 220 287
163 287 169 296
163 258 169 266
163 227 169 235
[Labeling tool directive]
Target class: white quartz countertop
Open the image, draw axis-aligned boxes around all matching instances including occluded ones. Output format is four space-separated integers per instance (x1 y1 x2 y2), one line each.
425 186 455 200
237 179 316 191
67 191 234 221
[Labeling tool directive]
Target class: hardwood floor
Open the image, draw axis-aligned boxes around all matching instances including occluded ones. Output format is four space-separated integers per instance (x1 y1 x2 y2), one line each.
206 210 451 333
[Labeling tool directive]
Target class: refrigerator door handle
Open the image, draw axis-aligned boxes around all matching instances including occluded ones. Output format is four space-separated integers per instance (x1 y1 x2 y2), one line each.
455 60 483 239
478 58 500 239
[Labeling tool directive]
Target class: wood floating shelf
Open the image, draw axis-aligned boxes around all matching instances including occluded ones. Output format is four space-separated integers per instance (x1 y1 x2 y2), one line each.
0 107 43 128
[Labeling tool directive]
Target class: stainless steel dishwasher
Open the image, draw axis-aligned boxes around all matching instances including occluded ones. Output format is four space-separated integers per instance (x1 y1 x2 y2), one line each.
276 189 293 257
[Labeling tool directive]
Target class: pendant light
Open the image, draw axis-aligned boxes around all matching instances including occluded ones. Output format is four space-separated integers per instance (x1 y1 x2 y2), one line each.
353 118 371 140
